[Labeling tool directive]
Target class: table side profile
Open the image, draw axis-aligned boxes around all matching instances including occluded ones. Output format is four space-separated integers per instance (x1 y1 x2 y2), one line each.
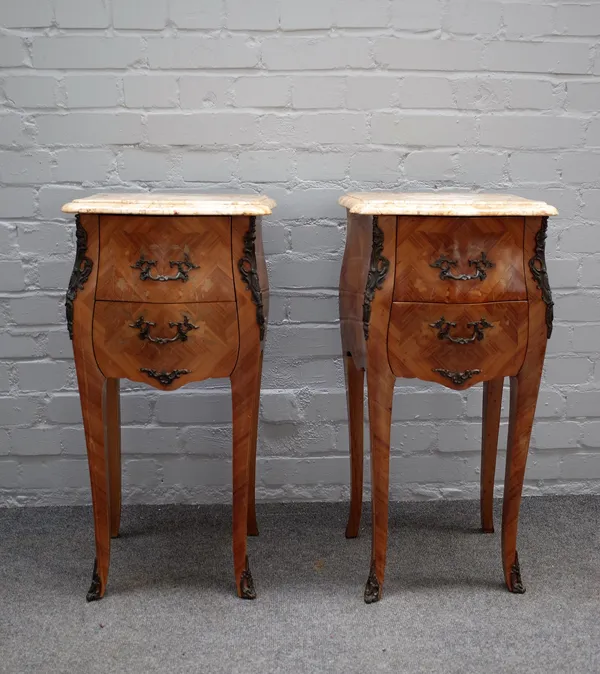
63 193 275 601
338 192 557 603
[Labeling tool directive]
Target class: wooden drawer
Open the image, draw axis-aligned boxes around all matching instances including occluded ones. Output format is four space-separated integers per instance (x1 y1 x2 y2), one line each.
387 301 528 389
93 301 239 389
394 216 526 303
96 215 235 303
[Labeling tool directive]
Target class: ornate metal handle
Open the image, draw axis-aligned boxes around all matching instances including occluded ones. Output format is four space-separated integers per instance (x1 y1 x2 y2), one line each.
130 315 198 344
429 317 493 345
131 253 199 282
432 368 481 385
140 368 191 386
430 252 494 282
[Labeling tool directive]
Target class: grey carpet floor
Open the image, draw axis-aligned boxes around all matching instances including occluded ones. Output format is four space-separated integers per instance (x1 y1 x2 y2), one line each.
1 496 599 674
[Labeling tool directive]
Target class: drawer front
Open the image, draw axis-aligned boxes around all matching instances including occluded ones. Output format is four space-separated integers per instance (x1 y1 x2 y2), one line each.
388 301 528 389
93 301 239 389
96 215 235 303
394 216 526 303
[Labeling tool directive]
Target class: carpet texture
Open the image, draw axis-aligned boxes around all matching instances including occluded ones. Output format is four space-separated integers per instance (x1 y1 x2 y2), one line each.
1 496 599 674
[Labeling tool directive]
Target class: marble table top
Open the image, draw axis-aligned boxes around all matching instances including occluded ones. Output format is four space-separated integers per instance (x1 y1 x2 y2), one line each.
62 193 276 216
339 192 558 217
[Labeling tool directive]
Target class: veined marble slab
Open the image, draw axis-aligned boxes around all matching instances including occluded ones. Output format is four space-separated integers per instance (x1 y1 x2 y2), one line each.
339 192 558 217
62 193 276 216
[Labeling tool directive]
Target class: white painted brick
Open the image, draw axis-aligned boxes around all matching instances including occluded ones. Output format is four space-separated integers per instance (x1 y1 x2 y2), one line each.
261 391 303 423
566 83 600 112
0 334 38 359
566 392 600 419
234 76 290 108
503 3 554 38
581 422 600 448
390 424 435 453
123 75 178 109
54 0 110 28
3 76 57 109
375 38 482 71
398 76 454 109
509 152 559 183
118 149 172 182
269 257 340 289
146 113 258 146
391 0 443 31
16 223 71 256
445 1 502 34
0 364 10 392
589 119 600 147
292 77 344 110
262 225 287 255
291 226 343 254
581 190 600 223
544 358 592 385
180 426 232 456
262 37 371 70
0 397 38 426
180 76 234 109
547 259 578 289
181 152 236 182
32 38 142 69
561 453 600 480
0 0 52 27
405 150 456 181
371 113 475 147
346 76 398 110
228 0 279 30
336 0 388 28
393 391 464 421
64 74 120 109
0 36 27 68
533 421 581 449
10 296 63 326
581 259 600 288
561 226 600 254
562 153 600 185
288 295 338 322
0 188 36 217
163 457 229 487
0 152 52 185
36 113 143 145
296 152 348 181
37 260 70 290
349 151 401 182
53 149 114 183
155 391 232 424
238 150 294 183
453 77 508 111
9 427 62 455
170 0 222 28
0 460 19 488
484 42 589 75
147 36 259 69
266 325 340 358
555 294 600 322
114 0 167 29
38 186 91 220
555 4 600 36
0 261 26 291
280 0 332 30
295 113 368 145
509 80 558 110
45 331 73 360
123 459 160 488
545 325 571 356
480 116 582 149
457 151 506 184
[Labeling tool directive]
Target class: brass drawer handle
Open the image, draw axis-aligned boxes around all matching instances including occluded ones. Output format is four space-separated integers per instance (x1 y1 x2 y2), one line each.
131 253 199 282
430 252 494 282
430 317 493 345
140 368 191 386
432 368 481 385
130 315 198 344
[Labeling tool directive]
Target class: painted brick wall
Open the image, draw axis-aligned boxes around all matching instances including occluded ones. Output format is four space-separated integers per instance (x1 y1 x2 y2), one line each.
1 0 600 506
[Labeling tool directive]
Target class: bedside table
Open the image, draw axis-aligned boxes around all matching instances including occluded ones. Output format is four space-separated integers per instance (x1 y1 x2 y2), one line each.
62 193 275 601
338 193 558 603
